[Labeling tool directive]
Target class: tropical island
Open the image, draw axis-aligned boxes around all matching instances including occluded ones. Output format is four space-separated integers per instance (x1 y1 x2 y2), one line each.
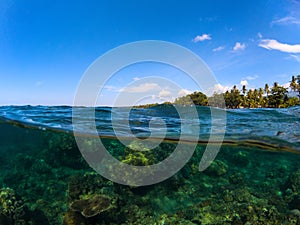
138 75 300 109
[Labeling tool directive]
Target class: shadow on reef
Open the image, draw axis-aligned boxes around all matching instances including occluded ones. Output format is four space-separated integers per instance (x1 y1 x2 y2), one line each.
0 187 50 225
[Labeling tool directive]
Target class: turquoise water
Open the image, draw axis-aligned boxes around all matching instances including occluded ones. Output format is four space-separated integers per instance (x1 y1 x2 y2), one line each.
0 105 300 224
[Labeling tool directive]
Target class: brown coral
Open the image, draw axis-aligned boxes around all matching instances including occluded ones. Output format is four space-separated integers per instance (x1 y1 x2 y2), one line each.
70 194 114 218
63 210 86 225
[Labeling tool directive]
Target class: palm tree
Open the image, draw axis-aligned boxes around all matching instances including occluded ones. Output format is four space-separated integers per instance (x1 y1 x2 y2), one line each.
242 85 246 95
247 89 254 108
224 86 242 108
257 88 263 107
264 83 270 98
232 85 237 93
290 76 298 92
269 83 288 108
258 87 264 98
253 89 259 107
242 85 247 107
297 75 300 98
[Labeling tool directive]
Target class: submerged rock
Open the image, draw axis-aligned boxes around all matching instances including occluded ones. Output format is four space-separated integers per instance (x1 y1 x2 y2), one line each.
232 150 250 167
0 187 26 224
122 140 155 166
284 169 300 193
70 194 115 218
204 160 228 177
290 209 300 217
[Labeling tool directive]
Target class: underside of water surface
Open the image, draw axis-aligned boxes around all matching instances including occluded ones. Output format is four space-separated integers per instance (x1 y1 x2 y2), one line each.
1 117 300 225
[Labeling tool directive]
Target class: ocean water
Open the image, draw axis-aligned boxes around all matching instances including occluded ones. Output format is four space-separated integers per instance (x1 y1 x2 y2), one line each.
0 105 300 225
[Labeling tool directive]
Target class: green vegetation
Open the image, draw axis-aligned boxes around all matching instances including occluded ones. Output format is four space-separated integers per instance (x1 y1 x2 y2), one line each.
174 75 300 109
175 91 208 106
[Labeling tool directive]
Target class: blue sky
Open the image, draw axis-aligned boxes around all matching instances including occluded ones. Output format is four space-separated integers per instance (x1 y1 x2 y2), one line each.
0 0 300 105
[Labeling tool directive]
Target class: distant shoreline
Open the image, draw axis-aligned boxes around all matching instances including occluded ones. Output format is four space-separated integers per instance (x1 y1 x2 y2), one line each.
134 102 300 109
136 76 300 109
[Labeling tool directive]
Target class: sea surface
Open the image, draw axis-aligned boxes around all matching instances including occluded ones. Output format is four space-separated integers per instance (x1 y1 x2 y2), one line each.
0 105 300 225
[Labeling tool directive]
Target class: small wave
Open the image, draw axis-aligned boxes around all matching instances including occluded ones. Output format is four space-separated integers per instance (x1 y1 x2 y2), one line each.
0 105 299 151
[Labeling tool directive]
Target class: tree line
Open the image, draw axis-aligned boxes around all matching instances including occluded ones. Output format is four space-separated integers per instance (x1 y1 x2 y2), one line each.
174 75 300 109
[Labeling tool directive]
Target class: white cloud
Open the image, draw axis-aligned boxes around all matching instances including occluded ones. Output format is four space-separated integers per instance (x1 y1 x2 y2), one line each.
177 89 192 97
192 34 211 43
233 42 246 51
209 83 230 95
272 16 300 26
121 83 160 93
133 77 140 81
259 39 300 53
158 89 172 98
257 32 262 39
282 82 290 88
100 85 119 92
240 80 248 86
150 89 175 102
246 75 258 80
289 54 300 62
213 46 225 52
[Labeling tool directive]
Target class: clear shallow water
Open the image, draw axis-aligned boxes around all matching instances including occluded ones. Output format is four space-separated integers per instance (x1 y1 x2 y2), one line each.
0 105 300 225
